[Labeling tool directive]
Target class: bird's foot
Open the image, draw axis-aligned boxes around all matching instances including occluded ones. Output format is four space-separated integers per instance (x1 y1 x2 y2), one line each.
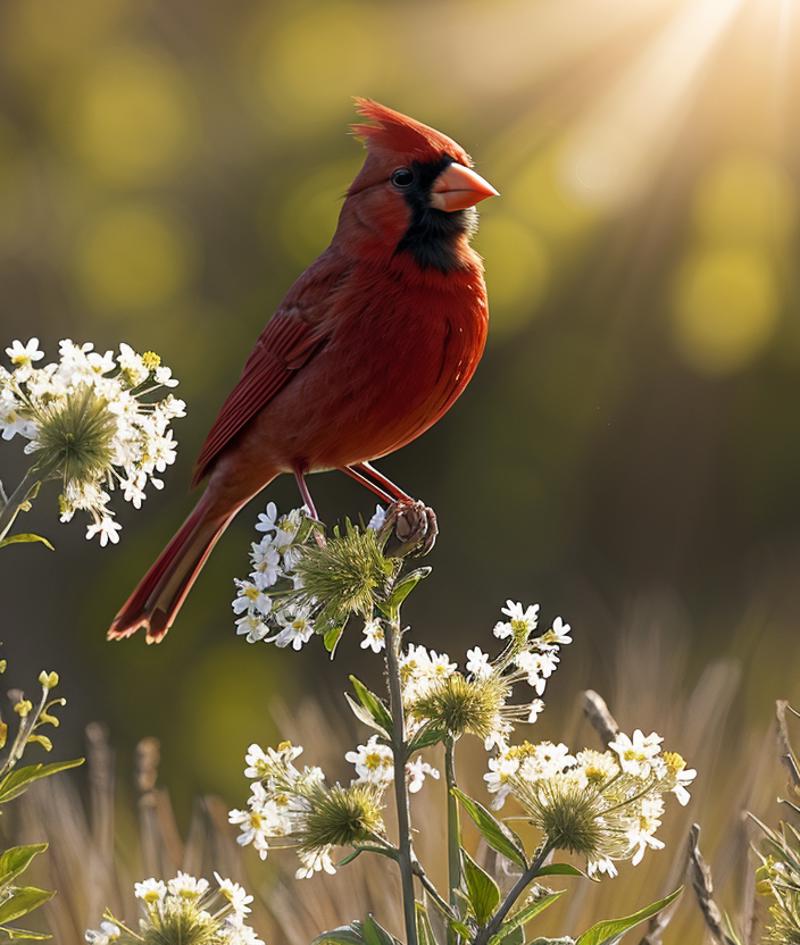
384 499 438 559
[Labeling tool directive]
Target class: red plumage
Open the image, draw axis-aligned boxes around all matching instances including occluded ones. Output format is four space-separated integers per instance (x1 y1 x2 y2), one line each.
109 99 496 643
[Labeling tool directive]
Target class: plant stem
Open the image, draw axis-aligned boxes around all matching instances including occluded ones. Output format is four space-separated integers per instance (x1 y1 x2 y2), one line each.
384 614 418 945
445 735 461 941
411 858 456 920
0 464 44 542
472 843 554 945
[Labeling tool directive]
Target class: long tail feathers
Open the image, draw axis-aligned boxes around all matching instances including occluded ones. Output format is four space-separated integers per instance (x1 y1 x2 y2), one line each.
107 493 232 644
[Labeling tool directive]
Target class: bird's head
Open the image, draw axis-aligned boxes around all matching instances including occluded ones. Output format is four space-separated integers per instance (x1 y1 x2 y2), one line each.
339 98 498 273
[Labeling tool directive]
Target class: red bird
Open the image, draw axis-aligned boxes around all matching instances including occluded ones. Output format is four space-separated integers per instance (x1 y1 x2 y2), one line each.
109 98 497 643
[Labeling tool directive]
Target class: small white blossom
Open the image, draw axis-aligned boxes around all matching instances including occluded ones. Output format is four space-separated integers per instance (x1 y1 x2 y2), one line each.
609 729 664 778
84 920 120 944
406 756 439 793
493 600 540 640
367 504 386 531
361 617 385 652
134 878 167 904
346 735 393 784
465 646 492 679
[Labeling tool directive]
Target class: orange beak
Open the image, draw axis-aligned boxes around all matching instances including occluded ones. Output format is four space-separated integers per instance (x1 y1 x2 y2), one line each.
430 162 499 212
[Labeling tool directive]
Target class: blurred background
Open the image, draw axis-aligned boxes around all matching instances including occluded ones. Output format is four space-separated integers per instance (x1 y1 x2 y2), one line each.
1 0 800 937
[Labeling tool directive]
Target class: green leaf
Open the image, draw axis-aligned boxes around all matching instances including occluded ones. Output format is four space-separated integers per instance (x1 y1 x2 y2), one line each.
348 677 393 735
0 534 54 552
0 844 48 887
462 849 501 925
415 902 438 945
499 926 523 945
313 924 365 945
529 939 575 944
0 928 52 940
362 915 400 945
0 888 54 925
324 626 344 659
452 789 527 870
534 863 592 881
488 892 565 945
377 568 431 616
0 759 85 805
408 723 449 753
449 920 472 941
575 887 683 945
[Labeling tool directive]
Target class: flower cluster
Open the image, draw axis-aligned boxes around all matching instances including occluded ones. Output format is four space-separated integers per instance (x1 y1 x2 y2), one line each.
232 502 394 649
228 741 387 878
1 338 185 544
346 734 439 794
485 729 695 877
755 811 800 944
85 870 262 945
400 600 571 748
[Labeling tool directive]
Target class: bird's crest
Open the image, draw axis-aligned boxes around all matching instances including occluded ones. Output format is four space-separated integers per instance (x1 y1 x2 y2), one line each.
352 98 471 166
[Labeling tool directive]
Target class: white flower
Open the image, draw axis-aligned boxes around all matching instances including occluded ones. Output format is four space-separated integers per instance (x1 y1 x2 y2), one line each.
465 646 492 679
367 504 386 531
134 878 166 904
484 753 520 809
361 618 385 653
609 729 664 778
406 756 439 793
255 501 280 534
546 616 572 646
250 538 281 588
1 338 183 543
671 765 697 806
527 698 545 723
346 735 393 784
493 600 539 640
295 847 337 879
214 873 253 918
85 516 122 547
267 607 315 650
84 920 121 944
235 613 269 643
232 579 272 617
587 857 619 879
5 338 44 371
168 871 209 899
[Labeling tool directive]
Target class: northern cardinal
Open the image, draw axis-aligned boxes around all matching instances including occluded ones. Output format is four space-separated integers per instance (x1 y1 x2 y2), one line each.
109 98 497 643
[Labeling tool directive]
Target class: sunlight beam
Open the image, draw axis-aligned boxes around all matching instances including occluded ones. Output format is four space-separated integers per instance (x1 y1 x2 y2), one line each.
560 0 745 211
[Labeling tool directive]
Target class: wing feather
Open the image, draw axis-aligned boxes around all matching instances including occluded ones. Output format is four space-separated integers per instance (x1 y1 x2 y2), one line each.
191 253 347 485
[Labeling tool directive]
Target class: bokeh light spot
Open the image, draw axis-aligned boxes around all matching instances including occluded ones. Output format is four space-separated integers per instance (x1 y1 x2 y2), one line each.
247 3 382 130
672 247 780 374
63 47 194 184
75 204 194 312
693 154 797 247
515 146 598 244
476 215 550 336
273 160 357 266
1 0 127 73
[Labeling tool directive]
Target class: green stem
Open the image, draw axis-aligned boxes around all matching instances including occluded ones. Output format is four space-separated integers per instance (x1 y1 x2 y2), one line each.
0 465 44 542
445 735 461 937
384 614 419 945
472 843 554 945
411 858 456 920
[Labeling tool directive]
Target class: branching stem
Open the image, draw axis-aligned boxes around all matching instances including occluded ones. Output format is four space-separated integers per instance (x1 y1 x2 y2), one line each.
445 735 461 940
0 464 44 542
472 843 554 945
384 613 418 945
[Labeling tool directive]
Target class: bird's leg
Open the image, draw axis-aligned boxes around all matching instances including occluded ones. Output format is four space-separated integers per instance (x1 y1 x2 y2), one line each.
340 463 437 557
293 467 326 547
354 462 414 503
339 465 395 504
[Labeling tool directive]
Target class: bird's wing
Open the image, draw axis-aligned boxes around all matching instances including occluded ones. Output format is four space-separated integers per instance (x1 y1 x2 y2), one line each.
191 252 347 485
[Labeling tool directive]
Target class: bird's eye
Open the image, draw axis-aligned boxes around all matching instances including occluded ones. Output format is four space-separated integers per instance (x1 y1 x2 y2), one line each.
390 167 414 189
